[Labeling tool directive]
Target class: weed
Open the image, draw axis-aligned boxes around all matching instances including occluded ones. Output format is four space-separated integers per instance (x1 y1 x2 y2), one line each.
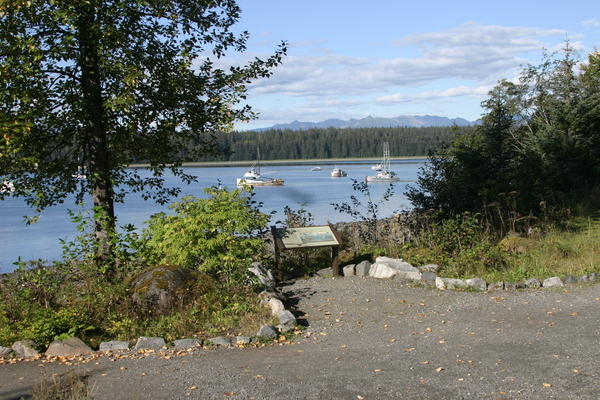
30 370 89 400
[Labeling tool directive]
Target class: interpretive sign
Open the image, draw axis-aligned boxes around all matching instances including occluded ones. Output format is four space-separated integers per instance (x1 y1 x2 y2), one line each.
271 223 344 280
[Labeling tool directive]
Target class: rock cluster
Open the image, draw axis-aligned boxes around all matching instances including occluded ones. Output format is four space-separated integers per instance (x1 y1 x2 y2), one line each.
343 256 596 291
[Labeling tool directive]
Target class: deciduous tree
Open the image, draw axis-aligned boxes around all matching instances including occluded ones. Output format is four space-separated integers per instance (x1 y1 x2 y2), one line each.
0 1 286 266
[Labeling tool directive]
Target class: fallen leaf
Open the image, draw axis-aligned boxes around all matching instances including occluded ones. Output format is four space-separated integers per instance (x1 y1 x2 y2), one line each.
543 383 552 387
436 367 444 372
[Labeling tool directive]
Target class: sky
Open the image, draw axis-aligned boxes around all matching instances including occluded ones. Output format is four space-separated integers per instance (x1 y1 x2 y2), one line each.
221 0 600 130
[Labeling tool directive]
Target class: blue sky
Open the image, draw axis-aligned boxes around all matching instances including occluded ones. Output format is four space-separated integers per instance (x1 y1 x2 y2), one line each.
222 0 600 130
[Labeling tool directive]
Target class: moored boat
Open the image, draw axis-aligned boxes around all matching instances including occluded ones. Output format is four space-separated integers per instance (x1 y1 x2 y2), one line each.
331 167 347 178
236 149 284 186
310 167 322 171
365 142 399 183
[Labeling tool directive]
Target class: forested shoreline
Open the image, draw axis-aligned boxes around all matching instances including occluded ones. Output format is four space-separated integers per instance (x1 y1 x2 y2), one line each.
194 126 474 161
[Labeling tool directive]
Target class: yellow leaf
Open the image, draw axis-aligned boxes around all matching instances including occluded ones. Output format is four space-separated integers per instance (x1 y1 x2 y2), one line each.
543 383 552 387
436 367 444 372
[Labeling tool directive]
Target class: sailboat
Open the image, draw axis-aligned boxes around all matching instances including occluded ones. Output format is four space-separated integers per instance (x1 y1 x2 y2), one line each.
365 142 400 183
236 149 284 186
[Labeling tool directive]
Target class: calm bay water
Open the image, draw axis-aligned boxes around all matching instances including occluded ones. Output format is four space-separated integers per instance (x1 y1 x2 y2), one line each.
0 159 425 273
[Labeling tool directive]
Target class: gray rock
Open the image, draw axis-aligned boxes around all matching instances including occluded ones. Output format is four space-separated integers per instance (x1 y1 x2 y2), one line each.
257 325 279 340
369 257 421 280
269 297 285 315
342 264 356 276
504 282 526 290
355 260 372 277
135 336 166 350
578 275 590 282
524 278 541 288
236 336 252 345
207 336 231 346
590 273 598 281
277 310 297 332
130 265 198 312
563 274 577 284
258 289 286 307
45 337 93 357
543 277 564 288
248 262 276 288
435 276 446 290
172 338 203 349
487 282 504 291
465 277 488 291
441 278 465 290
99 341 130 352
418 264 440 273
0 346 11 357
420 271 437 285
11 340 39 358
314 267 333 277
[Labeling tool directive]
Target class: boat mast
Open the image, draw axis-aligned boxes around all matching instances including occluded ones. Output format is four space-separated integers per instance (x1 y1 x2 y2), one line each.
383 142 390 171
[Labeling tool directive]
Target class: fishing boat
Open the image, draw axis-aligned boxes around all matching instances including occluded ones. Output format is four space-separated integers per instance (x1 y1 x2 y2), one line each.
331 166 347 178
365 142 400 183
310 167 322 171
236 149 284 186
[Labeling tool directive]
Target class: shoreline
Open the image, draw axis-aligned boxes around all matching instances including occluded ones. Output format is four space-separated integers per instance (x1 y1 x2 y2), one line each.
130 156 427 168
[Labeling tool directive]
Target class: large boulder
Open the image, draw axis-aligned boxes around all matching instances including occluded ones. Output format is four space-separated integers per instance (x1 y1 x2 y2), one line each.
12 340 39 358
130 264 198 312
369 257 421 280
45 337 92 357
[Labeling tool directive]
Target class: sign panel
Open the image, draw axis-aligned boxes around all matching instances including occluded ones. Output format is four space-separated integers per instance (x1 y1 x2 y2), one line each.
276 225 341 249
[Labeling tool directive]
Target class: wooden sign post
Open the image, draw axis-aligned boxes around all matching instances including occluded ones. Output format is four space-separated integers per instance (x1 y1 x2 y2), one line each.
271 223 344 282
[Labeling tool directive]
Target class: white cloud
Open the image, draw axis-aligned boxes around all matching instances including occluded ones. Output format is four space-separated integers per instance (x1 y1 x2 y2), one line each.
246 24 561 101
582 18 600 31
375 85 492 105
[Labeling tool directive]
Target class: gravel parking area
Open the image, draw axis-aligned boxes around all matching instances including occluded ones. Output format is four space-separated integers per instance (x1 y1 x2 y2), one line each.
2 276 600 399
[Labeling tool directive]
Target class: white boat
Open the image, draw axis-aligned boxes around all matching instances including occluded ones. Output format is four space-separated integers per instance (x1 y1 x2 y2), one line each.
236 149 284 186
366 142 399 183
331 166 347 178
310 167 322 171
0 181 14 193
371 164 383 171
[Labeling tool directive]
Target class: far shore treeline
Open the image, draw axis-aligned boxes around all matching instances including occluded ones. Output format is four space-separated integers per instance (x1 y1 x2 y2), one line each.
189 126 473 162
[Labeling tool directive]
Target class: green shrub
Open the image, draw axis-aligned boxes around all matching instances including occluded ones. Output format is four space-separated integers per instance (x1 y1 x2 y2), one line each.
142 187 271 285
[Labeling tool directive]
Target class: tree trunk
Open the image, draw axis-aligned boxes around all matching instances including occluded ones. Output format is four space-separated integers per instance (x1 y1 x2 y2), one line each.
77 5 115 266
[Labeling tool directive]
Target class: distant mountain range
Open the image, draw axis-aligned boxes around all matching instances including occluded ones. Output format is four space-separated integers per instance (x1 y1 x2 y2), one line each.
253 115 476 131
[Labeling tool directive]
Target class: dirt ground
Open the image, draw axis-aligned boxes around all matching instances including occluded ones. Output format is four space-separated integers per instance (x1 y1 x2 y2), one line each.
2 276 600 399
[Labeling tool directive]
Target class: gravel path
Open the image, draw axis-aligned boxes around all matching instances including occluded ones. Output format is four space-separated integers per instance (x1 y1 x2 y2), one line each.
3 276 600 399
